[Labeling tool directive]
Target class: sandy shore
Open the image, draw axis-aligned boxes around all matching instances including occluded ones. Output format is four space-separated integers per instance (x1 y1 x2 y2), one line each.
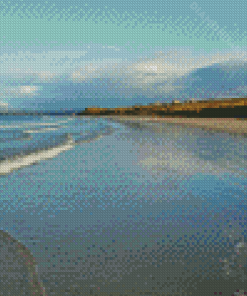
103 116 247 136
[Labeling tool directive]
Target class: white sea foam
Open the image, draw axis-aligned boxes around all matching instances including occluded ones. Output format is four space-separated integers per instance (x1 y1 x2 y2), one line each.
0 125 26 129
0 139 75 175
0 122 61 129
26 123 62 126
25 128 59 133
56 120 70 123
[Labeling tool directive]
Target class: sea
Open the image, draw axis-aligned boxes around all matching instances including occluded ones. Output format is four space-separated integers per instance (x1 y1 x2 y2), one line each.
0 114 246 296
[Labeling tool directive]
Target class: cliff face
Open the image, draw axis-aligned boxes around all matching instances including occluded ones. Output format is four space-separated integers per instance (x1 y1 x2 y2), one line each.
78 98 247 118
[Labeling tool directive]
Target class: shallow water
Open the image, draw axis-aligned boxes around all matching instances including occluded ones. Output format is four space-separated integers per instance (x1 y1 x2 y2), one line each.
0 115 246 295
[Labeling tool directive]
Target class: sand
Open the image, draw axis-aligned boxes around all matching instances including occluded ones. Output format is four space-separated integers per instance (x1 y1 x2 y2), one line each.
103 116 247 136
0 230 46 296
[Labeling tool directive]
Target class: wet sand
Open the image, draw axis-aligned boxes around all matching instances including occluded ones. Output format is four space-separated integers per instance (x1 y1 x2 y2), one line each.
0 230 46 296
3 115 246 296
103 116 247 136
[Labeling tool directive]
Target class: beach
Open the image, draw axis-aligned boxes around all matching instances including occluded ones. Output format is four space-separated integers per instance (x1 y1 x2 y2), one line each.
103 116 247 136
0 115 246 295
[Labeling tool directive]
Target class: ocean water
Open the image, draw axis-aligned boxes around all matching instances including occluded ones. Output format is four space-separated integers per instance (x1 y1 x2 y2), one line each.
0 115 246 296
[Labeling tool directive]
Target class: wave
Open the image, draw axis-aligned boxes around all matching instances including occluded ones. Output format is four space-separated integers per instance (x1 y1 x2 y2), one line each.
0 133 72 159
0 137 75 176
0 125 27 129
0 124 115 175
0 130 32 142
25 122 63 126
25 127 60 133
74 134 103 144
0 134 32 142
72 126 114 144
56 120 70 123
0 122 62 129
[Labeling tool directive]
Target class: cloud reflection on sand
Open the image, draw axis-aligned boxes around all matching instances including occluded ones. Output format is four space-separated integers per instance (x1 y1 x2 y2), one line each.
113 118 247 180
139 149 228 176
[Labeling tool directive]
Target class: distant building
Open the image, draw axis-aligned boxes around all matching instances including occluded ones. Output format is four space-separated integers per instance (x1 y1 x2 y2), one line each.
154 101 162 105
172 100 180 104
150 101 162 106
185 99 196 103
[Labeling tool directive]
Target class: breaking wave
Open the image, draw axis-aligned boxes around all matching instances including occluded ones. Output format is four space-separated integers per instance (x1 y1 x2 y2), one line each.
0 136 75 175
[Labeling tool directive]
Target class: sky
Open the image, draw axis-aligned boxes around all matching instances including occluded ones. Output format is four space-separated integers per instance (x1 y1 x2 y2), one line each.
0 0 247 111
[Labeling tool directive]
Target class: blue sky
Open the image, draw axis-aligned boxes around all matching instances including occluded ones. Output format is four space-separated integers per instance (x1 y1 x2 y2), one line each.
0 0 247 111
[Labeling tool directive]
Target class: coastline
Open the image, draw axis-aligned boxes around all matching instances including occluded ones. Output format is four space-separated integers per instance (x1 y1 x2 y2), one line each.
102 116 247 136
1 115 247 295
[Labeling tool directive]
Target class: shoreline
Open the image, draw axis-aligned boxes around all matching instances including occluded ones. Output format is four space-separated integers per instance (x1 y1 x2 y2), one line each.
102 116 247 136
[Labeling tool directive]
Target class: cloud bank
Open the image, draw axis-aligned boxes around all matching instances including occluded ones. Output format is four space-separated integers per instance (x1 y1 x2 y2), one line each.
0 48 247 109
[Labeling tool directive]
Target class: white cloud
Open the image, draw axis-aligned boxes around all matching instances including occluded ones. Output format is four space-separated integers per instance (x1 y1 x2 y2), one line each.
106 49 247 95
102 46 120 51
68 48 247 95
200 51 247 67
107 46 120 51
19 85 38 94
70 59 123 82
127 49 247 83
36 71 56 81
0 50 88 75
0 102 8 109
71 63 99 82
0 85 39 99
0 48 247 98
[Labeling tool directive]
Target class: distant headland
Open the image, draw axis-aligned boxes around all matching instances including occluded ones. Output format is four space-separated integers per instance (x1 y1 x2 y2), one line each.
1 98 247 118
78 98 247 118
